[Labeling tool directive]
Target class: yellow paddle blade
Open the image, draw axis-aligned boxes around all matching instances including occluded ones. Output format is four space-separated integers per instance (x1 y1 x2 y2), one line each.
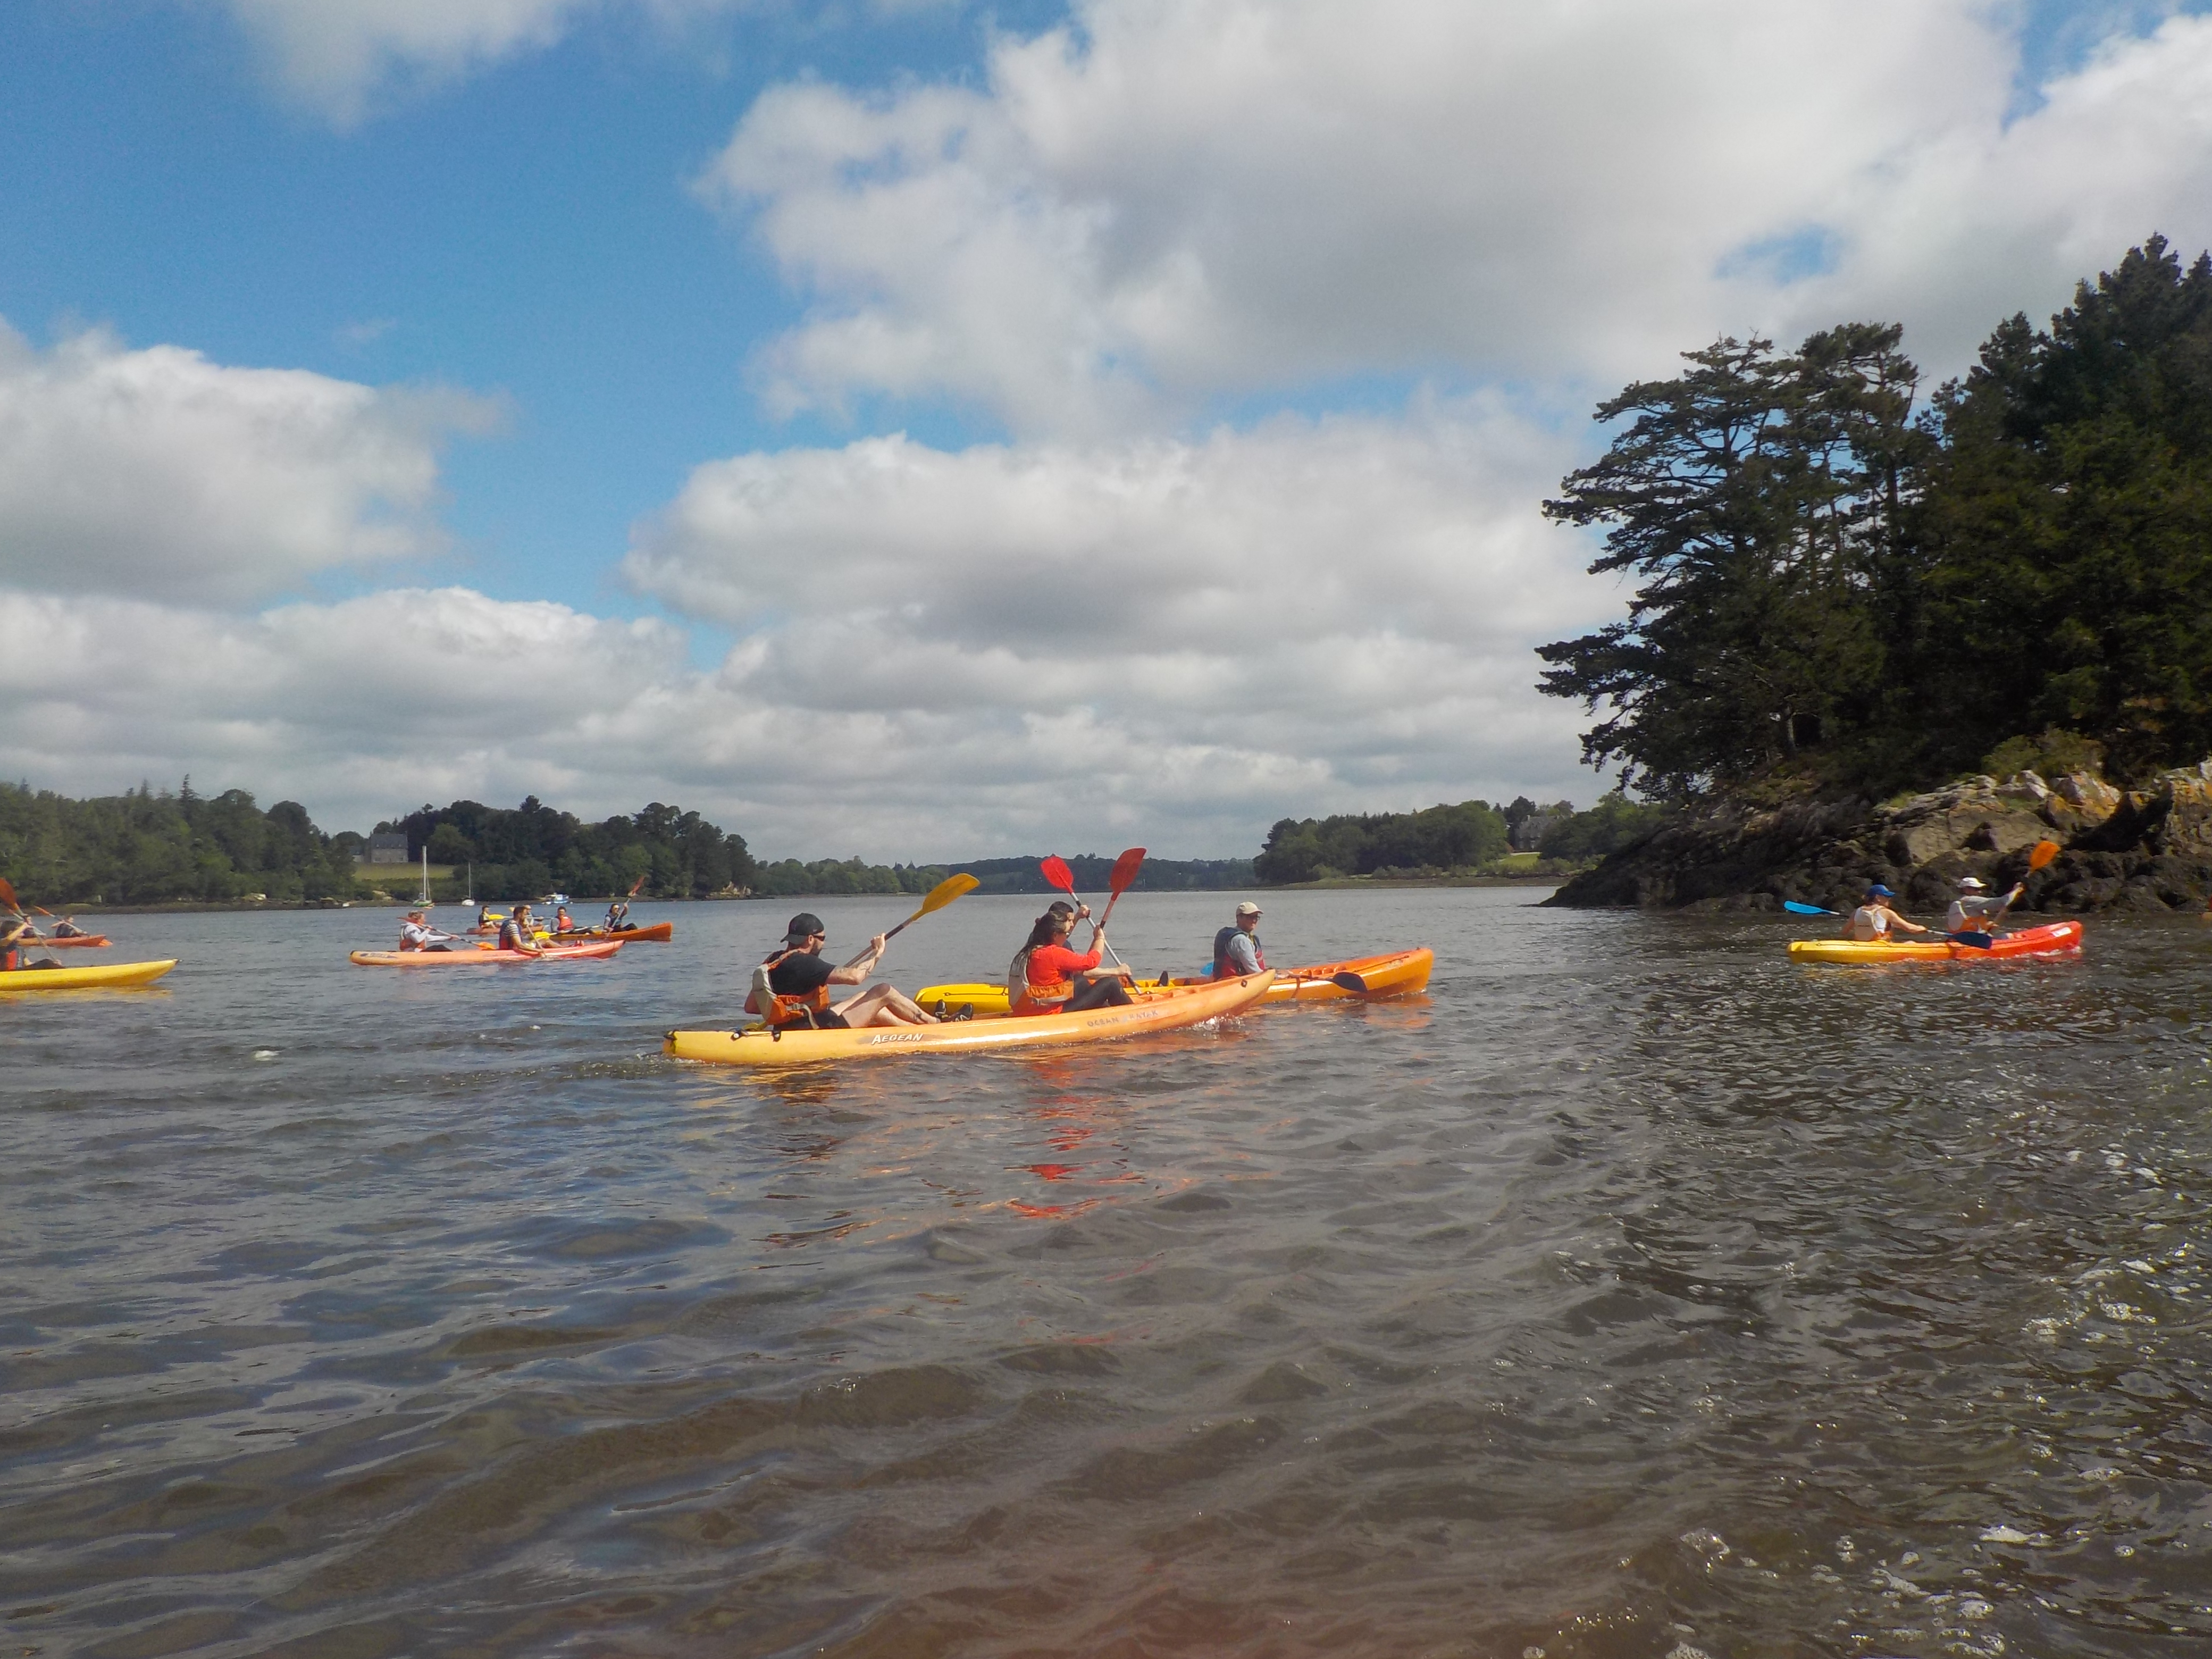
911 872 980 918
2026 839 2060 872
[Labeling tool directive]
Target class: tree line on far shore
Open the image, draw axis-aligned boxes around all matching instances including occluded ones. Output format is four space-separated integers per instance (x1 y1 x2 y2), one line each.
1538 234 2212 800
1254 794 1669 884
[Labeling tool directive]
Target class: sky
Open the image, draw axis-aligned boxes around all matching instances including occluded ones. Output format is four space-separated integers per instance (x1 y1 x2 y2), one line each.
4 0 2212 859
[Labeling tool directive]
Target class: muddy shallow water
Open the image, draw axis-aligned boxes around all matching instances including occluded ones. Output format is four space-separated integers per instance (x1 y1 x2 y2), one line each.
3 887 2209 1657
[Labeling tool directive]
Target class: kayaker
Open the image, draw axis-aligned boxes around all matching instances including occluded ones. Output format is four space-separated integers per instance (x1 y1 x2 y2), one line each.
604 900 630 932
399 909 458 952
1213 901 1266 977
1945 875 2021 936
51 916 87 938
0 912 59 970
555 903 574 933
473 904 502 934
1849 884 1929 943
1009 901 1134 1016
747 912 937 1029
497 903 544 957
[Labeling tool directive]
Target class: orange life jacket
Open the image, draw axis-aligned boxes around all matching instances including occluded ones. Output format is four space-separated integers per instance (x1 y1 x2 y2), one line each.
746 948 834 1028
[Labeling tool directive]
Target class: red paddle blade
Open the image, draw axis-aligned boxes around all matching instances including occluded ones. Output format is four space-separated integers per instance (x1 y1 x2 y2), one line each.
1108 846 1146 897
0 877 17 911
627 873 647 895
1040 856 1076 895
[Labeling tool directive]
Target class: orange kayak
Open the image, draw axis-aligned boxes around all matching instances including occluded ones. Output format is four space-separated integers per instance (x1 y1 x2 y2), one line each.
668 971 1274 1067
1164 946 1433 1002
549 921 673 943
26 934 110 949
917 947 1432 1016
349 941 624 966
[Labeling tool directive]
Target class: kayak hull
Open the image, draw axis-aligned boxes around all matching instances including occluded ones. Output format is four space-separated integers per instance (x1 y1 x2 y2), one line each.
667 971 1275 1067
1788 920 2084 964
350 941 624 966
917 948 1432 1016
549 921 673 943
28 934 111 949
0 958 176 990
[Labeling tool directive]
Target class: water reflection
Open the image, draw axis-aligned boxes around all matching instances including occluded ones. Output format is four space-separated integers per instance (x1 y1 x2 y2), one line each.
3 895 2208 1657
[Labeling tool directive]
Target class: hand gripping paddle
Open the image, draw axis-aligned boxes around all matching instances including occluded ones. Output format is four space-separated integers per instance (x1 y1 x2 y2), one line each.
1041 853 1135 970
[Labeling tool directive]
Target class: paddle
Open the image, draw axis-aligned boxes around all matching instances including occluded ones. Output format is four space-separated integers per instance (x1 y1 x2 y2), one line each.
882 873 980 942
0 876 19 914
1041 855 1130 971
1783 900 1838 916
1092 848 1145 945
1330 971 1369 993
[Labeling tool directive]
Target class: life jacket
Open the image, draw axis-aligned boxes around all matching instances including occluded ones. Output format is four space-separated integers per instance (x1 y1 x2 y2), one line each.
747 948 834 1028
1213 925 1264 977
1006 943 1077 1014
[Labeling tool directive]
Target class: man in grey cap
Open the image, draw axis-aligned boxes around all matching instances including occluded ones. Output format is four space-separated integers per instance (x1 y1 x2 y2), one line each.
1213 900 1267 977
1946 874 2023 937
749 912 937 1030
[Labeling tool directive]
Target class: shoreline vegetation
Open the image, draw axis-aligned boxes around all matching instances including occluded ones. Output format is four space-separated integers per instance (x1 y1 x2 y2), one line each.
1534 234 2212 912
1 781 1651 914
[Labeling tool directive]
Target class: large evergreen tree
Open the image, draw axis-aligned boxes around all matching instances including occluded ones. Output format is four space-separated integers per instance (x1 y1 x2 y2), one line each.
1906 234 2212 780
1536 325 1922 796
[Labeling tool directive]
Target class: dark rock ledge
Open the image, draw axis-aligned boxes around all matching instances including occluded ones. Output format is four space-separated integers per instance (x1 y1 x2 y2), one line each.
1545 765 2212 914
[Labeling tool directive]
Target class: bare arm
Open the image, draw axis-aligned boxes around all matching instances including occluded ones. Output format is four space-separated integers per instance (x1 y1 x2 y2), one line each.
828 933 889 985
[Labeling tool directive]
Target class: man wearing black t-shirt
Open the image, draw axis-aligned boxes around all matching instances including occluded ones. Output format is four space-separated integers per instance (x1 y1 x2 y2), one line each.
759 912 936 1028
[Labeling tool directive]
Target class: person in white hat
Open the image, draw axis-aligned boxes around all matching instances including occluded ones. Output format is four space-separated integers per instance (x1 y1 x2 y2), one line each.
1213 900 1267 977
398 909 459 952
1946 874 2023 936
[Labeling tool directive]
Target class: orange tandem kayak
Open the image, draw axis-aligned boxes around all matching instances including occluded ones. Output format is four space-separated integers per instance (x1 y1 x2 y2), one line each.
350 941 624 966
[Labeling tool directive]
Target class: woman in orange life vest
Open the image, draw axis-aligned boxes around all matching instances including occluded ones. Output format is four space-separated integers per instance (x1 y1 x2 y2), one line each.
749 912 938 1030
1008 900 1136 1017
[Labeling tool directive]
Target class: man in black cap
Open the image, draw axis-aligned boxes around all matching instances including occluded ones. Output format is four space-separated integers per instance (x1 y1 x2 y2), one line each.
749 912 937 1030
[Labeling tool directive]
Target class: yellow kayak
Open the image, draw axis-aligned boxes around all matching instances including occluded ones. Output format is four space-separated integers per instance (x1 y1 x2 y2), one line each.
918 948 1432 1016
1788 920 2084 964
666 971 1275 1067
0 958 178 991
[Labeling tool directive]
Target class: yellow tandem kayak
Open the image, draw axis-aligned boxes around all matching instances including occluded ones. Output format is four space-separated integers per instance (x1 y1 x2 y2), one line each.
666 971 1275 1067
0 959 178 992
1787 920 2084 964
917 948 1432 1017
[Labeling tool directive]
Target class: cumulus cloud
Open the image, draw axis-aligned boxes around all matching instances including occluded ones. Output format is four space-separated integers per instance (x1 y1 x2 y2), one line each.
705 0 2212 434
0 323 497 605
0 400 1614 853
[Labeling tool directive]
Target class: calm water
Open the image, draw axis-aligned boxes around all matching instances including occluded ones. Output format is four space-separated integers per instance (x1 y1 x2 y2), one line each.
4 889 2210 1658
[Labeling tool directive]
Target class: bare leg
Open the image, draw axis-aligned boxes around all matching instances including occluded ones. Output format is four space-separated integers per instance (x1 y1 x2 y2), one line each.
834 984 939 1027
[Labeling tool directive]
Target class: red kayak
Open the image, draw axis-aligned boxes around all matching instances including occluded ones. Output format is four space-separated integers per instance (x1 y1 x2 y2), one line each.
28 934 110 949
349 941 624 966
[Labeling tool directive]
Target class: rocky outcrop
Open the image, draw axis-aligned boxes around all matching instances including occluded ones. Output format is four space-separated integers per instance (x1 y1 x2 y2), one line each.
1546 764 2212 914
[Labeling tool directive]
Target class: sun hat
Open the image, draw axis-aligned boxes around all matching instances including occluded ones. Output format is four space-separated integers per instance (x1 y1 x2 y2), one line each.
1235 900 1262 917
1957 876 1988 891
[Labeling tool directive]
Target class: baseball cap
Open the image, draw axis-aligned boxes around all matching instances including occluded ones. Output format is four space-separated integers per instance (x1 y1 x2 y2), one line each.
785 912 825 942
1864 884 1894 899
1235 900 1262 917
1957 876 1987 891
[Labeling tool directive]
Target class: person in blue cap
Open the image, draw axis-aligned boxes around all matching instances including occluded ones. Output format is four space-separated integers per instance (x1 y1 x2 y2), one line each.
1849 884 1929 943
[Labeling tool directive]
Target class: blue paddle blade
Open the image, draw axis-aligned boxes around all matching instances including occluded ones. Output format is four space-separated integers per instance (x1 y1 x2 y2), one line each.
1782 900 1837 916
1948 931 1995 950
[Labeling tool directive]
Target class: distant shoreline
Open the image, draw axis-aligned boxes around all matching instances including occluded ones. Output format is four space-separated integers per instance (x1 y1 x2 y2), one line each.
35 876 1564 916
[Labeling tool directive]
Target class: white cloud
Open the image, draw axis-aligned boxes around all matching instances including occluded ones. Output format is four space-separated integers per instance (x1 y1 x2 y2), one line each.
0 323 497 606
222 0 604 122
0 401 1614 853
706 0 2212 435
